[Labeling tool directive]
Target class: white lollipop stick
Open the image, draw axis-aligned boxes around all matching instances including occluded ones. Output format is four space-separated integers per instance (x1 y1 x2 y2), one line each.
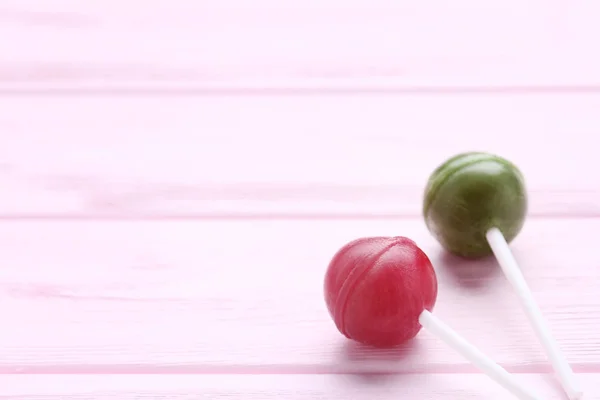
486 227 582 400
419 310 541 400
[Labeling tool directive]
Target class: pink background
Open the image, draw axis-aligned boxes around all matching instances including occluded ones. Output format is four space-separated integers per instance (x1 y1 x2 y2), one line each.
1 0 599 398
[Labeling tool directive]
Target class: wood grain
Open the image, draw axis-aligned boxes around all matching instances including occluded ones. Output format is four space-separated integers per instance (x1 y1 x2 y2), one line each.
0 374 598 399
0 218 596 373
2 3 599 398
2 0 599 90
0 94 599 218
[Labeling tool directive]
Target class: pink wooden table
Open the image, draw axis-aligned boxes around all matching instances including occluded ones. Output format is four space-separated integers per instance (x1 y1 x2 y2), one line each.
1 1 599 398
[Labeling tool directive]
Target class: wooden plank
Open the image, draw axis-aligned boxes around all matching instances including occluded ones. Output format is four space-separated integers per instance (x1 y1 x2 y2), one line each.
0 218 597 372
2 0 599 89
0 374 598 399
0 95 599 217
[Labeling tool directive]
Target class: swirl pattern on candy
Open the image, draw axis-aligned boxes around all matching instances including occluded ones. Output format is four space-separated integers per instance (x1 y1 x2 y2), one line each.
324 236 437 347
423 152 527 258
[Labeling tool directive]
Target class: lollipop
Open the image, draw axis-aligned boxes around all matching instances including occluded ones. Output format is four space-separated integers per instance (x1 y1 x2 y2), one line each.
423 152 581 400
324 236 541 400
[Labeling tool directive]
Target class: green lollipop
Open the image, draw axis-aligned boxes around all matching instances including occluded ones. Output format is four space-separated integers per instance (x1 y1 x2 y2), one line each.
423 152 582 400
423 152 527 258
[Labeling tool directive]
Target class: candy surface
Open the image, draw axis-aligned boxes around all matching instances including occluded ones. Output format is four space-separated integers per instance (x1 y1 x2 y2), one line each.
423 152 527 258
324 236 438 348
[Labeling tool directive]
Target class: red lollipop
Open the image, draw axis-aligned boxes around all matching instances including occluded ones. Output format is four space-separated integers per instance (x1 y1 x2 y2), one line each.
324 236 542 400
324 236 437 347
